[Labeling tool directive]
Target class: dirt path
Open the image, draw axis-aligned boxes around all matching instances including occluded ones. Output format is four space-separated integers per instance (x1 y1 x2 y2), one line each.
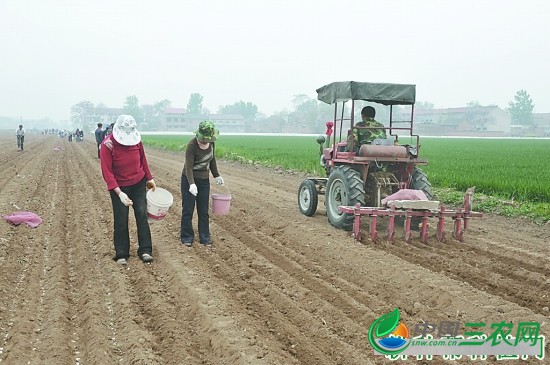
0 133 548 364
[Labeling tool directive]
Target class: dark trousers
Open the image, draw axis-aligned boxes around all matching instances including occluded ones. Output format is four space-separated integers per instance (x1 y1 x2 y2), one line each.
97 142 101 158
180 175 211 244
17 135 24 150
109 178 152 260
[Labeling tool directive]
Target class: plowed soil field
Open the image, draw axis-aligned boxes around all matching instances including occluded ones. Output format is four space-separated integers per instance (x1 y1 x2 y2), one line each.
0 133 548 365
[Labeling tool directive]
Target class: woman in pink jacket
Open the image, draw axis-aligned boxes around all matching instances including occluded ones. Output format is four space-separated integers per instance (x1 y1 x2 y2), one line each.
100 115 156 265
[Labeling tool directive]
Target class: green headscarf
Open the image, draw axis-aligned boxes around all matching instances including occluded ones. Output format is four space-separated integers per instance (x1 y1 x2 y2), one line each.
195 120 219 142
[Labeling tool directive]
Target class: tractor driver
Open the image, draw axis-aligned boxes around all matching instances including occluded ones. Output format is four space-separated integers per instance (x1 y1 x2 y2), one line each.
349 106 387 152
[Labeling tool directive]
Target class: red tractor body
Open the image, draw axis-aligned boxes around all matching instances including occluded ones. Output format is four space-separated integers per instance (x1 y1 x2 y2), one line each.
298 81 481 241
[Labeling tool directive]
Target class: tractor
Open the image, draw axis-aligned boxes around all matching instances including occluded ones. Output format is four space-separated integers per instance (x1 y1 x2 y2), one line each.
298 81 433 232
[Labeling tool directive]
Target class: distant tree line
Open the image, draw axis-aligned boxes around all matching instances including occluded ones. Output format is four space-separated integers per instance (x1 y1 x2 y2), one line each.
507 89 534 125
68 89 537 132
69 93 338 133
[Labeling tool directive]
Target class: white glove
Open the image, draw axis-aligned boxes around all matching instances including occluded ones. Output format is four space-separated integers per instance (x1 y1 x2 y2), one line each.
118 192 133 206
215 176 224 185
189 184 198 196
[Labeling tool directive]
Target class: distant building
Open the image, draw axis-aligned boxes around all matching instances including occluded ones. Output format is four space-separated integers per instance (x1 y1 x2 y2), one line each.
210 114 246 133
395 106 512 137
533 113 550 137
512 113 550 137
248 115 285 133
162 108 188 130
161 108 245 132
90 107 124 130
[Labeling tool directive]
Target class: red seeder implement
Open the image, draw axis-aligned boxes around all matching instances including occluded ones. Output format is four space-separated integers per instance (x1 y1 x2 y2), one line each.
338 190 483 243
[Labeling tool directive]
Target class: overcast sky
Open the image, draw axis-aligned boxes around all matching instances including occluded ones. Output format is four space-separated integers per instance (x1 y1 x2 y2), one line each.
1 0 549 121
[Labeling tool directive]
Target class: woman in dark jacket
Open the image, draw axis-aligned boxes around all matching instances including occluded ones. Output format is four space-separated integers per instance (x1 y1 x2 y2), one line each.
180 120 224 247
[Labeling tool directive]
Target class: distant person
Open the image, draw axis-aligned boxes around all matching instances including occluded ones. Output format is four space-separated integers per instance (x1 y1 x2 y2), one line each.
16 124 25 151
95 122 103 158
180 120 224 247
105 122 115 137
100 115 156 265
348 106 387 152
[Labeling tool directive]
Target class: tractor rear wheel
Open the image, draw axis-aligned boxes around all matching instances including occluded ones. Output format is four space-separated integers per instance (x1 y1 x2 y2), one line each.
410 167 433 200
410 167 433 230
326 165 366 231
298 179 318 216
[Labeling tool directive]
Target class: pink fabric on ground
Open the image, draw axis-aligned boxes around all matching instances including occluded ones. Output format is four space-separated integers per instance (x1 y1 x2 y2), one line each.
2 211 43 228
382 189 428 206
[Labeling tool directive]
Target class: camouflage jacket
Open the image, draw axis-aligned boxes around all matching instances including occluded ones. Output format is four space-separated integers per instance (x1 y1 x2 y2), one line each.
353 118 387 145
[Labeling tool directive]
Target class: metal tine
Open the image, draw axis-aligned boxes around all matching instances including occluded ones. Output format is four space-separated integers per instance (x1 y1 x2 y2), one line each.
342 188 481 244
437 206 446 242
420 211 430 243
370 213 378 242
387 205 396 242
404 209 413 243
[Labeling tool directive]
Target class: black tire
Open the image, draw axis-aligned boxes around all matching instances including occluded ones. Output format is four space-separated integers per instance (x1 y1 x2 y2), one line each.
326 165 366 231
410 167 433 230
410 167 433 200
298 179 318 216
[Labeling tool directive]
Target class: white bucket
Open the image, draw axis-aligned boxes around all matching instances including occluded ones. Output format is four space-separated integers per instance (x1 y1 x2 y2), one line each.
146 187 174 221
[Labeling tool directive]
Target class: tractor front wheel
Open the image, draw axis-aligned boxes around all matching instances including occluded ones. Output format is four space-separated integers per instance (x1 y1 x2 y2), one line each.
298 179 318 216
326 166 366 231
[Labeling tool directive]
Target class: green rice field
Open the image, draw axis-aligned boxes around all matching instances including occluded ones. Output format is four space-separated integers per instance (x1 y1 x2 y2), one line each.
142 135 550 221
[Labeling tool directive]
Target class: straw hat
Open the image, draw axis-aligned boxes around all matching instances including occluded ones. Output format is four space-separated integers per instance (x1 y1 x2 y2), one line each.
112 115 141 146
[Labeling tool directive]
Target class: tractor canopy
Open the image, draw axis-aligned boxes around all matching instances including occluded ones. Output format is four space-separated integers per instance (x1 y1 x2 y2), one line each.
316 81 416 106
